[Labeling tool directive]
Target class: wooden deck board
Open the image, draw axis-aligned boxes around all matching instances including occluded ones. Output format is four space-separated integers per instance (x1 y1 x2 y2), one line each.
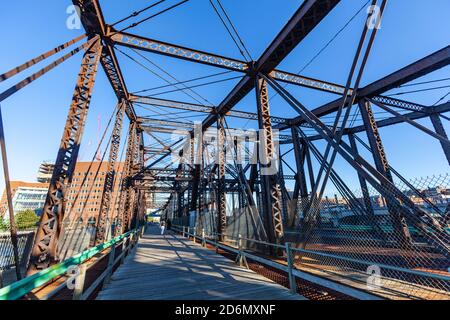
96 226 305 300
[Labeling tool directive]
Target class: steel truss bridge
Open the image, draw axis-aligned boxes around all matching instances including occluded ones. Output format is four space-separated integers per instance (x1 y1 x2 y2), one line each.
0 0 450 300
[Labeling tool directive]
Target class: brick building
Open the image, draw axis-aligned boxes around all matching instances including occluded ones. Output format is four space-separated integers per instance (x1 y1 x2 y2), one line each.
65 161 125 225
1 162 126 225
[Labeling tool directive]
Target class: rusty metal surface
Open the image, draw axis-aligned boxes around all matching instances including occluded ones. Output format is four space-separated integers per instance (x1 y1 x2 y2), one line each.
28 38 102 273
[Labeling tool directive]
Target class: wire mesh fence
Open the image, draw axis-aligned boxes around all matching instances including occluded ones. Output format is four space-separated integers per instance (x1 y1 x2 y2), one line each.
289 173 450 300
0 230 35 286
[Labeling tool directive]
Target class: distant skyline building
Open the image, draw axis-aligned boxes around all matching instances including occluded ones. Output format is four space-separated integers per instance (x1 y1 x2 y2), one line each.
37 161 54 183
1 161 126 225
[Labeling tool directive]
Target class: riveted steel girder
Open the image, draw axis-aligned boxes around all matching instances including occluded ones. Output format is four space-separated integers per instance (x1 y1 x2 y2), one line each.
358 100 412 244
217 116 227 240
94 101 126 245
202 0 341 130
279 45 450 131
255 77 284 244
118 122 138 233
28 38 102 273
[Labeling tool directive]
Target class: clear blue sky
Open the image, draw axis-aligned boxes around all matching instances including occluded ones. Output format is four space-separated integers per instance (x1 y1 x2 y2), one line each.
0 0 449 196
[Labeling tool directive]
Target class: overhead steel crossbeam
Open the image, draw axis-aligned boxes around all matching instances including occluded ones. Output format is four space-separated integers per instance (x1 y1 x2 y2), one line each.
277 44 450 130
269 70 349 95
282 102 450 143
371 95 427 113
131 95 289 124
202 0 341 130
73 0 136 121
109 29 347 96
108 28 249 72
138 117 194 129
139 117 293 144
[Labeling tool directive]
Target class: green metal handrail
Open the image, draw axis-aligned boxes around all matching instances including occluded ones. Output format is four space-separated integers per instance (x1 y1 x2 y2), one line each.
0 229 137 300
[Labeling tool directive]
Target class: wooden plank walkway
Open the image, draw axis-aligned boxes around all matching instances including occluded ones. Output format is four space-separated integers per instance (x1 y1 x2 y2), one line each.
97 225 305 300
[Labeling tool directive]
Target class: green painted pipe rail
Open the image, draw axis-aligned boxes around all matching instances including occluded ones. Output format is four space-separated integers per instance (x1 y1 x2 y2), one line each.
0 229 137 300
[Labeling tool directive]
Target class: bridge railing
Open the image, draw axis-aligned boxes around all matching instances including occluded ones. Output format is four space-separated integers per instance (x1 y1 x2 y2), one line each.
171 225 450 300
171 225 381 300
0 226 145 300
0 231 35 285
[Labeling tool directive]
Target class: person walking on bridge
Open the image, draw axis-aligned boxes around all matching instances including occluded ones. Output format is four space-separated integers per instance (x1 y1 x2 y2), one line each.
160 220 166 235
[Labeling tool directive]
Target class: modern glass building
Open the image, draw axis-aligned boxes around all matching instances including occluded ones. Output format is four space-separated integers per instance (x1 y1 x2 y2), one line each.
11 186 48 216
0 181 49 220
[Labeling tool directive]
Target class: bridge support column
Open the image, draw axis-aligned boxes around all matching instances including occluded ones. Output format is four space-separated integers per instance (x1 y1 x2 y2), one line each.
94 101 125 245
348 133 374 216
190 134 201 212
290 126 309 228
358 100 412 245
119 121 138 234
28 38 102 273
217 115 227 241
277 150 290 226
255 77 284 245
430 113 450 166
126 128 143 231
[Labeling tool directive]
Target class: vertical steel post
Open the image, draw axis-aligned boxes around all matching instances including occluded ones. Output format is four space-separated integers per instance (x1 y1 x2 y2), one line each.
290 126 309 228
304 141 315 192
202 228 206 247
255 77 284 245
358 100 412 245
236 233 248 268
126 128 142 231
28 38 102 273
348 133 375 216
277 150 290 226
0 104 21 280
118 121 137 234
217 115 227 241
94 101 125 245
430 113 450 166
285 242 297 294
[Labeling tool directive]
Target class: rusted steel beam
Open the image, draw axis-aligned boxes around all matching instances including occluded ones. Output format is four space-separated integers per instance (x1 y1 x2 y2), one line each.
202 0 340 129
28 38 103 273
110 30 347 96
0 34 86 83
216 116 227 241
108 28 248 72
430 113 450 166
130 94 289 124
358 100 412 244
279 45 450 130
73 0 136 120
269 70 348 95
118 122 138 234
255 77 284 244
94 101 126 245
0 39 94 102
284 102 450 143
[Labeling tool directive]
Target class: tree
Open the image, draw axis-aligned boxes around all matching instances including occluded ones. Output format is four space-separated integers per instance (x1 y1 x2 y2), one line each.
15 209 39 230
0 218 8 232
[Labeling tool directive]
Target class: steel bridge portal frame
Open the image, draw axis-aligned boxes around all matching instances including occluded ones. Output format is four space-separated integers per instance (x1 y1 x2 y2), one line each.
16 0 449 276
